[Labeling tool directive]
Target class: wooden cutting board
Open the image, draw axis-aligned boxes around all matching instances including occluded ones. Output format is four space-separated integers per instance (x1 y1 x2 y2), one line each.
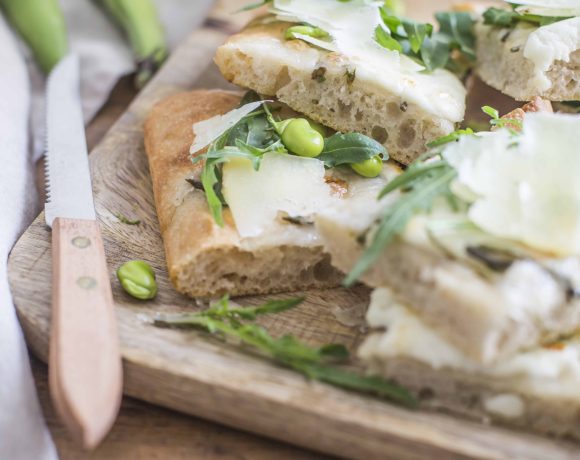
8 17 579 460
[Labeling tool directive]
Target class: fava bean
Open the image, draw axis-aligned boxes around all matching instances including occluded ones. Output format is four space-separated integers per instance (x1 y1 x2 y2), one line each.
117 260 158 300
308 120 327 137
281 118 324 158
285 25 329 40
351 155 383 178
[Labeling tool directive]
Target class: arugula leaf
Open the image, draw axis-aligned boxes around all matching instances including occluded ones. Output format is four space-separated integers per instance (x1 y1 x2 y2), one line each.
195 144 266 226
435 12 475 59
318 343 350 360
481 105 522 132
481 105 499 120
235 138 285 157
345 161 457 285
483 7 516 27
375 7 473 73
262 103 287 136
419 34 451 72
483 7 572 28
379 6 402 34
162 296 304 324
535 15 571 26
195 145 263 168
317 133 388 167
300 363 416 404
378 161 450 198
200 157 225 226
402 19 432 54
155 296 416 407
374 25 403 52
426 128 474 148
246 116 275 147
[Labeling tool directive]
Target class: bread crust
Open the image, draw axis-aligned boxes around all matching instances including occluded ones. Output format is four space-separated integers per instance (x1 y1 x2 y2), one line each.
144 90 342 297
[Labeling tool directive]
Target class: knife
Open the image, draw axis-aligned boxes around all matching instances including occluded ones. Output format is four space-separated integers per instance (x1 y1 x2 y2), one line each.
45 53 123 449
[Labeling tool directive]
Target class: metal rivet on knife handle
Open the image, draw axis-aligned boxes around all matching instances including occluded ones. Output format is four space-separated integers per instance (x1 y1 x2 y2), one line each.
72 236 91 249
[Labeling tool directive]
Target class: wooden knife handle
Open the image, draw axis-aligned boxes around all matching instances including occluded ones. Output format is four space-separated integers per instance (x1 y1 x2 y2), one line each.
49 217 123 449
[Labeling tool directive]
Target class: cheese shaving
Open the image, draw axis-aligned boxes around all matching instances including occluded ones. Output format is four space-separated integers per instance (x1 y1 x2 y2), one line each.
510 0 580 16
271 0 424 73
190 101 266 154
523 17 580 91
268 0 465 122
291 33 338 53
443 112 580 256
222 152 338 238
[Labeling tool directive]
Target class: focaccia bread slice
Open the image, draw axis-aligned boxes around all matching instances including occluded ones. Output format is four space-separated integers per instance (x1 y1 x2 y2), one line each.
215 20 466 165
475 19 580 101
359 288 580 441
143 89 343 297
316 210 580 365
317 103 580 365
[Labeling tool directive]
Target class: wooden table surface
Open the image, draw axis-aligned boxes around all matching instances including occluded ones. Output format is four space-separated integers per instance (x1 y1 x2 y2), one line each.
28 1 476 458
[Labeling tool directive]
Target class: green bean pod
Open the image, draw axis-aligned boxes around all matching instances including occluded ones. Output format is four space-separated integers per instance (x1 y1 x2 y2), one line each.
92 0 168 88
0 0 68 73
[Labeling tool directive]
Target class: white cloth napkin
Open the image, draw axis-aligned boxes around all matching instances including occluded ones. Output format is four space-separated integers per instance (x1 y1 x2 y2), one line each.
0 1 212 458
0 14 57 460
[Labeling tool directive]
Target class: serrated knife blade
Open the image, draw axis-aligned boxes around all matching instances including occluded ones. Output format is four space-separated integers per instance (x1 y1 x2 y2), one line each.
45 53 96 226
44 53 122 450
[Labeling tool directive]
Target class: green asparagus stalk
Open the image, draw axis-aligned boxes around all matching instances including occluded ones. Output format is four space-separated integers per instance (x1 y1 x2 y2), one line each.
0 0 68 73
93 0 168 88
